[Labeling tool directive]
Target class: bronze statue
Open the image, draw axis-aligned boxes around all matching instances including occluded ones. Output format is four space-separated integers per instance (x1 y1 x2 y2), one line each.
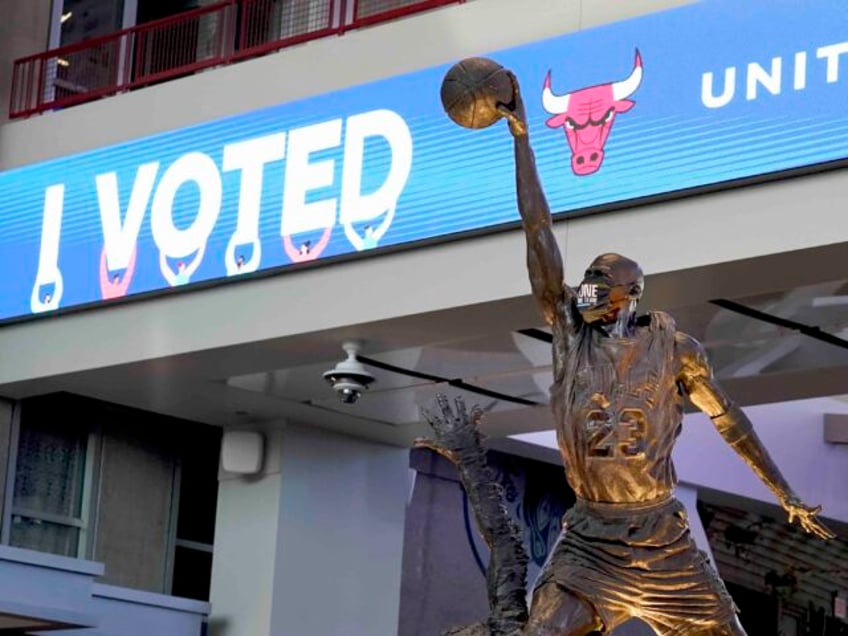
418 396 530 636
429 59 835 636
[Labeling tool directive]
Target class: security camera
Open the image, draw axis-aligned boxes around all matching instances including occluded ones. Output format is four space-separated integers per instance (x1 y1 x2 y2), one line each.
323 341 375 404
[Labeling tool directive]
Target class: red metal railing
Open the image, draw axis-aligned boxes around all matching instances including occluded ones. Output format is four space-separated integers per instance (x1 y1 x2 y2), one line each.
10 27 130 117
234 0 340 61
133 2 237 88
9 1 239 118
9 0 464 119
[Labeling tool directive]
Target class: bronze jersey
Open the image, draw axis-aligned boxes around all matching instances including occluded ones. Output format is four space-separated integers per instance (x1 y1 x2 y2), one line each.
550 311 684 504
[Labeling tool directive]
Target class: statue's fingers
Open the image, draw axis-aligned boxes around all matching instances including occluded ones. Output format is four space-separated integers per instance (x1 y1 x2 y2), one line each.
495 105 527 136
437 393 454 420
496 104 518 123
504 70 523 103
804 519 822 538
811 519 836 540
470 404 484 425
420 406 439 426
816 527 835 540
454 396 469 423
798 514 831 540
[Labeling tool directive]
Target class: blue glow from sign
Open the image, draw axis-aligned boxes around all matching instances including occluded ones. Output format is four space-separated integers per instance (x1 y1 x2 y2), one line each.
1 0 847 323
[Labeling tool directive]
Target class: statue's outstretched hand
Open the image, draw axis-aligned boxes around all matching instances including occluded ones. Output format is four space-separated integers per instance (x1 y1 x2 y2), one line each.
782 495 836 540
497 71 528 137
413 394 484 464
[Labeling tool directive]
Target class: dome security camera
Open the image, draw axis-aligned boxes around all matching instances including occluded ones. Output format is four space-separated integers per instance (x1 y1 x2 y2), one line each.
323 341 375 404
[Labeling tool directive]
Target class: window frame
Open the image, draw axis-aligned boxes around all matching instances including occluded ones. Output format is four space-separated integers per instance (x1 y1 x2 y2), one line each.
0 396 220 602
164 456 216 598
3 403 100 559
49 0 140 49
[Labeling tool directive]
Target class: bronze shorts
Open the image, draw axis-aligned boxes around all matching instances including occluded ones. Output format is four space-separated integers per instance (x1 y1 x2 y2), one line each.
535 497 738 635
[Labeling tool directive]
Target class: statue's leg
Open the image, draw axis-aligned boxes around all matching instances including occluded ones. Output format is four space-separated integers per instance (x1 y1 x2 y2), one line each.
523 582 605 636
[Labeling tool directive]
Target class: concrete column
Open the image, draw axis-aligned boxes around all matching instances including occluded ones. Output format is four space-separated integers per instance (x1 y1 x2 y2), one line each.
207 426 284 636
0 0 52 124
208 422 409 636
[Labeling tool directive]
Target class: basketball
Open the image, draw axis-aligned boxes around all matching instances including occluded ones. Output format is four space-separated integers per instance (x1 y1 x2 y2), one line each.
440 57 515 129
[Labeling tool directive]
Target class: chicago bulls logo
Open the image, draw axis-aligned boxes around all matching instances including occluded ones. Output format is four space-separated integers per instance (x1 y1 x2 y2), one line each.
542 50 643 176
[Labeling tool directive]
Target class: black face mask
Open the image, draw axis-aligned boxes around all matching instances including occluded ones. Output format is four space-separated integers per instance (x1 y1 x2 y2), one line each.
575 279 611 318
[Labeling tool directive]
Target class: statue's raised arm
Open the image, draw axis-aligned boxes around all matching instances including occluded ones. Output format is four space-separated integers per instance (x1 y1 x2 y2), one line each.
496 74 575 334
441 59 576 341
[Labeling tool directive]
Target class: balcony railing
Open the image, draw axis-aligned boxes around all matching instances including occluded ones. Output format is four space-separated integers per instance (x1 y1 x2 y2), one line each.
9 0 464 119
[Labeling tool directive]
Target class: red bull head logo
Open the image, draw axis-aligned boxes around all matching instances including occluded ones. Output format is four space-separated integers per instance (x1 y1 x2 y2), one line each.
543 50 643 176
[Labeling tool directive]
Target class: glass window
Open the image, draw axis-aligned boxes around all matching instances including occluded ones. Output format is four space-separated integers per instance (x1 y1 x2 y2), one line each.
59 0 125 47
171 545 213 601
6 394 221 602
175 436 219 546
136 0 198 25
11 400 90 558
10 518 81 557
170 426 220 600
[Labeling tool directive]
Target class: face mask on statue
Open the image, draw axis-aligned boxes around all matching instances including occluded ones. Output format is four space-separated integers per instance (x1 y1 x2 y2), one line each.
575 279 612 322
575 279 636 324
574 254 644 327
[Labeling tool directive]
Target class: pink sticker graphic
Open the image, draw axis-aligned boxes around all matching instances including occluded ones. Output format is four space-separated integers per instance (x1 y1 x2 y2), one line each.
100 246 137 299
542 50 643 176
283 227 332 263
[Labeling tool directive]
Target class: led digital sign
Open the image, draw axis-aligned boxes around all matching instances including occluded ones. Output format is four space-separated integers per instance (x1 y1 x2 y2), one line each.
1 0 846 323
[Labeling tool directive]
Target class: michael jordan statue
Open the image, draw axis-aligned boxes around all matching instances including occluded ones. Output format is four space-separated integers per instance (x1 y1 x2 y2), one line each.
481 70 834 635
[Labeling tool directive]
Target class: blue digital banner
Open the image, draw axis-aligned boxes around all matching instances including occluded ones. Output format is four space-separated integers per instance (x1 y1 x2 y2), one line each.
1 0 846 323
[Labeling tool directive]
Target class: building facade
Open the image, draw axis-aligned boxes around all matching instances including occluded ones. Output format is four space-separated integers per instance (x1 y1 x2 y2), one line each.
0 0 847 634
